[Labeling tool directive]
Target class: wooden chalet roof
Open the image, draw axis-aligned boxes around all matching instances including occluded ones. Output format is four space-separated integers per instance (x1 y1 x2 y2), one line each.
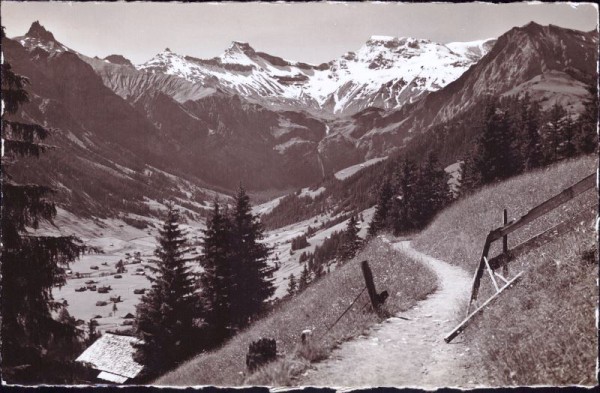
76 333 144 381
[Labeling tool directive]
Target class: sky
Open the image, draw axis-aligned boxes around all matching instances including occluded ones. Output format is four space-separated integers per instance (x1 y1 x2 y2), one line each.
2 2 598 65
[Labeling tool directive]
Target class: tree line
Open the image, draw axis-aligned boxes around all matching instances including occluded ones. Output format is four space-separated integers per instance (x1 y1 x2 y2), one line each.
461 91 597 192
368 153 451 236
287 215 362 297
133 186 275 375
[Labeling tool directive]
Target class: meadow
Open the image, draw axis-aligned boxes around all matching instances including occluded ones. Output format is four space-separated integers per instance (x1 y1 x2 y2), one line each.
414 155 597 385
156 237 437 386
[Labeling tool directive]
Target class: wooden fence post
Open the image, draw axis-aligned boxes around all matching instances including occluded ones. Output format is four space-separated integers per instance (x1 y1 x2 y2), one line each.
502 208 509 276
361 260 381 310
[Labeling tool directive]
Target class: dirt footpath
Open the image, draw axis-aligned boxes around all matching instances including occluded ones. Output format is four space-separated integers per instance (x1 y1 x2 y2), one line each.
300 240 487 389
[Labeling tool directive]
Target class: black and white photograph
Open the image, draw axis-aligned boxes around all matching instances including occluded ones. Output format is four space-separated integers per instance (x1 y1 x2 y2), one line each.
1 1 598 388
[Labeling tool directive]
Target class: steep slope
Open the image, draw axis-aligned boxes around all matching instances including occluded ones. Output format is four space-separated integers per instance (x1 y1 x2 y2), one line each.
333 22 598 157
2 34 215 219
8 22 332 193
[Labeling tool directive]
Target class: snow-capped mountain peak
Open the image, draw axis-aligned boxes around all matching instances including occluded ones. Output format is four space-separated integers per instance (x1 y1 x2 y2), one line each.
136 34 495 116
219 41 257 65
16 21 71 54
446 38 497 62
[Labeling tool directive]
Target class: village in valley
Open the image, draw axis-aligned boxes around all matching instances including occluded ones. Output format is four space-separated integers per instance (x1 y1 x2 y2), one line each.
1 2 598 388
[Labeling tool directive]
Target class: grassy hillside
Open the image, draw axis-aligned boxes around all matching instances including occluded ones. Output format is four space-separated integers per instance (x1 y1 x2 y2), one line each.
155 238 437 386
413 155 597 385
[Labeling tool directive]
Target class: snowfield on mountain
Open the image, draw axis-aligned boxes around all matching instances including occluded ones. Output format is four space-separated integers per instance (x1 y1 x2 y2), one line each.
135 36 495 116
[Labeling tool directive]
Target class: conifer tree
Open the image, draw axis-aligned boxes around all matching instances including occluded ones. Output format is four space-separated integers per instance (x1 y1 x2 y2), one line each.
85 319 100 346
338 215 361 261
413 153 450 227
459 149 483 196
1 27 85 383
368 180 393 237
576 84 598 154
520 98 544 170
287 274 298 297
229 185 274 328
542 103 568 164
473 97 517 184
134 204 197 371
299 265 311 291
200 200 235 342
392 159 418 233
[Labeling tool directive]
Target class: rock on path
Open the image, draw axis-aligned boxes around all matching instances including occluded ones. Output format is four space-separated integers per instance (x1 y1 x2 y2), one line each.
300 240 487 388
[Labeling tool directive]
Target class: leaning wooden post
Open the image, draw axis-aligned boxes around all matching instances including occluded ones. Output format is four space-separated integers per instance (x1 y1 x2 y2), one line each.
466 233 492 316
502 208 509 276
361 260 380 310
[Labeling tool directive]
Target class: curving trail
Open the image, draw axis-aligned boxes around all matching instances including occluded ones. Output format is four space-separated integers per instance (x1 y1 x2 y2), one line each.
300 240 486 389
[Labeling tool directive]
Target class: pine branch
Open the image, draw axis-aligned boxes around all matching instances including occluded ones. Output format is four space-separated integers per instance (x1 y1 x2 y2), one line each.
2 182 56 233
3 120 50 142
3 139 53 158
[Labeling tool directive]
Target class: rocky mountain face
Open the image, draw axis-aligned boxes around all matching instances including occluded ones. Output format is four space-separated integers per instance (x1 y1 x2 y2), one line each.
5 21 597 220
135 36 493 117
335 22 598 156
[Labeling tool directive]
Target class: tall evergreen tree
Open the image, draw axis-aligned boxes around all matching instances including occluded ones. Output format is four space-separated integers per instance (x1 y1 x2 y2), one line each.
368 180 393 237
200 200 236 342
413 153 450 227
575 84 598 154
520 98 544 170
298 265 311 292
229 185 274 328
473 97 517 184
286 274 298 297
1 27 85 383
338 215 361 261
134 204 197 371
542 103 568 164
391 159 418 233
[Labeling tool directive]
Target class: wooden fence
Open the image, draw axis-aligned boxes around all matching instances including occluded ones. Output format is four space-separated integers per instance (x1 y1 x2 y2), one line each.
445 172 596 343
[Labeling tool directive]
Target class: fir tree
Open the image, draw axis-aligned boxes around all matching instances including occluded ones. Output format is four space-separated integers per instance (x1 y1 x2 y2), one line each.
520 98 544 170
287 274 298 297
299 265 311 291
338 215 361 261
392 159 418 233
229 185 275 329
575 84 598 154
134 204 197 371
85 319 100 346
542 103 568 164
200 200 236 342
1 27 85 383
473 97 517 184
413 153 450 227
368 180 393 237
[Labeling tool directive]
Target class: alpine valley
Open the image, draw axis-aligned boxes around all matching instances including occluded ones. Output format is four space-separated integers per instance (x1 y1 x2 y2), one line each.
2 15 598 386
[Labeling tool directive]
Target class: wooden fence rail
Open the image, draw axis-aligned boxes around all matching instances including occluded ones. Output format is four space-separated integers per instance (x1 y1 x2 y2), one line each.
445 172 596 343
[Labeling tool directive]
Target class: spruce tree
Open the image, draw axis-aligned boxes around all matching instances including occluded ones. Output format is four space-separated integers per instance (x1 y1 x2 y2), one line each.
542 103 568 164
229 185 275 329
338 215 361 261
576 84 598 154
367 180 393 237
473 97 516 184
520 99 544 170
200 200 235 342
413 153 450 227
287 274 298 297
299 265 311 291
1 28 85 383
392 159 418 233
134 204 197 371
